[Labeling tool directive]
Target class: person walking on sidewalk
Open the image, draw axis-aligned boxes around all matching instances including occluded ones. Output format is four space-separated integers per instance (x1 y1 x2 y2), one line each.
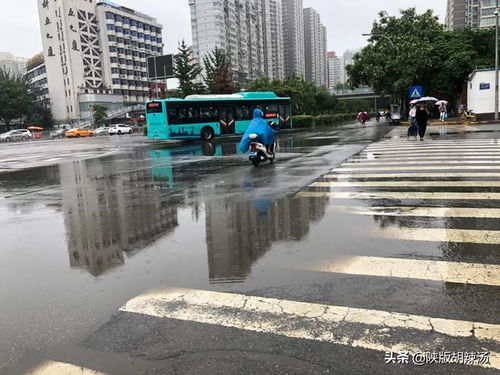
415 104 430 141
439 103 447 122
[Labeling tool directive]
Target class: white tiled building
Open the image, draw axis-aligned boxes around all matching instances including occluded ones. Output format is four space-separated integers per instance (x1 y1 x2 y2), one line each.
37 0 163 122
0 52 27 77
303 8 327 87
262 0 285 79
446 0 499 29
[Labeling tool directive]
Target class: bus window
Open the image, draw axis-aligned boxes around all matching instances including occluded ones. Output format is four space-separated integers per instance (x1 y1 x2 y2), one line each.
178 106 198 124
199 106 219 122
146 101 163 113
167 107 177 124
235 105 251 121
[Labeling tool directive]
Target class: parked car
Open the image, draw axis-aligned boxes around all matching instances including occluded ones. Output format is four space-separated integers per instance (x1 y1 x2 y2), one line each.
108 124 133 135
0 129 32 142
94 127 110 136
50 125 70 138
65 128 95 138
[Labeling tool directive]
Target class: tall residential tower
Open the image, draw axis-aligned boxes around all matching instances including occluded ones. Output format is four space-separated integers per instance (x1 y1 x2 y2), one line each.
282 0 305 79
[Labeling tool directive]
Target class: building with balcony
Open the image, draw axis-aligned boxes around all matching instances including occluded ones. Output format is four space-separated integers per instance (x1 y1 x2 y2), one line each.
37 0 163 122
446 0 497 29
189 0 270 86
25 53 50 108
303 8 327 87
283 0 305 79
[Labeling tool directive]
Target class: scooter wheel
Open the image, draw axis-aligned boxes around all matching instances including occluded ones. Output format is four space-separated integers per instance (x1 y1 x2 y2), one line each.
252 159 260 167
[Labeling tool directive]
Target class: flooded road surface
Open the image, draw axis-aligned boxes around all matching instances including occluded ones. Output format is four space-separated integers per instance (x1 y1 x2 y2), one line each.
1 123 499 374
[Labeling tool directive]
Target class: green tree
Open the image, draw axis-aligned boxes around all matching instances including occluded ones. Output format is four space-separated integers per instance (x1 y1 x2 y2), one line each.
347 8 443 102
203 47 235 94
174 40 203 97
429 27 494 106
0 69 35 126
92 105 108 126
247 76 337 115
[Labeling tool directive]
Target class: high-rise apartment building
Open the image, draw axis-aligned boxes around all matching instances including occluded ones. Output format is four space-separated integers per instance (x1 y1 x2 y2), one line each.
446 0 497 29
342 48 361 83
189 0 267 86
37 0 163 122
262 0 285 79
0 52 27 77
303 8 327 87
283 0 305 79
327 51 343 90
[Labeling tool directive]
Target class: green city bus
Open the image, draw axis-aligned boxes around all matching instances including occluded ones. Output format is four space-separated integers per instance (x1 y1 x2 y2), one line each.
146 92 292 141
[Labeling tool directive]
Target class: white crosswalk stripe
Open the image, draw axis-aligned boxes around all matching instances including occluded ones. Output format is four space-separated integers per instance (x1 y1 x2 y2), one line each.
297 255 500 286
297 191 500 200
329 205 500 218
333 166 500 172
312 181 500 187
324 173 500 179
120 289 500 369
25 361 106 375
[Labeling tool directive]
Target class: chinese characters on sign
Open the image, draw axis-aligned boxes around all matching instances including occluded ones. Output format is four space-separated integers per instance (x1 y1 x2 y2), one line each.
385 351 490 366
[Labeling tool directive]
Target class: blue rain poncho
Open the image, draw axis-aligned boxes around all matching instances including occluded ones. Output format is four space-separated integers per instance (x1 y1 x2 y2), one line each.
239 109 275 153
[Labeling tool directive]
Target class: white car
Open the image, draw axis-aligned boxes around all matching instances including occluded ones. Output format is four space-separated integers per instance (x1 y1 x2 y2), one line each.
108 124 133 135
0 129 32 142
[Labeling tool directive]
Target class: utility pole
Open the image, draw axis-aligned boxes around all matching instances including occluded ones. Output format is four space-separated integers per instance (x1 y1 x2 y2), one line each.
495 1 499 120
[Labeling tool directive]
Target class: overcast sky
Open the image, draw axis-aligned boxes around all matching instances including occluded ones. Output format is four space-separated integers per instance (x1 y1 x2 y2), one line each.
0 0 446 58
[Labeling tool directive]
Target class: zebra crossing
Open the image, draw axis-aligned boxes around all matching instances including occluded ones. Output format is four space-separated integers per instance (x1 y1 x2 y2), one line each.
26 136 500 374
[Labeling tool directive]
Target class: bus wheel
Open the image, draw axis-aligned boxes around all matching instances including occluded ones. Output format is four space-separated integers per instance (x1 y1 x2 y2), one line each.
201 127 214 141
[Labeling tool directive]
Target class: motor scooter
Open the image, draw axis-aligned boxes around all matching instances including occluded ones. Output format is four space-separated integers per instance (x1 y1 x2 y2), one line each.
248 133 276 167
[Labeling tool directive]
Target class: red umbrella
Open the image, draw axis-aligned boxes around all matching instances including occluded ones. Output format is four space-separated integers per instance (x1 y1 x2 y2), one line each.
27 126 44 131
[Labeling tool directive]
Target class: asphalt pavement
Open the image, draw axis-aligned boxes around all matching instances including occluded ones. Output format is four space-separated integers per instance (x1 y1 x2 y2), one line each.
1 122 499 374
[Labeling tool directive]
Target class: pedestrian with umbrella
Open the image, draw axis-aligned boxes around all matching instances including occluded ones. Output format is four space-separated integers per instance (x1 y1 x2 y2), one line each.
414 97 438 141
436 100 448 122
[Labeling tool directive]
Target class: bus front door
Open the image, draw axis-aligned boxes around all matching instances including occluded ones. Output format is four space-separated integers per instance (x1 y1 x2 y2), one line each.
220 106 235 135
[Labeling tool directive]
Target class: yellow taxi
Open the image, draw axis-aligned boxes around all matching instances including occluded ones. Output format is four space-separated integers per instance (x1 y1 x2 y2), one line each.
64 128 95 138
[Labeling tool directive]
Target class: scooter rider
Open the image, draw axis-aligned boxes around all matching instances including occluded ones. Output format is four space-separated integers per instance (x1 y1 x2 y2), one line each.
239 108 276 154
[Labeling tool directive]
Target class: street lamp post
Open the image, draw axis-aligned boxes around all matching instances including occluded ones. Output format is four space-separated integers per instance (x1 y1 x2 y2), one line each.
362 33 395 49
495 2 499 121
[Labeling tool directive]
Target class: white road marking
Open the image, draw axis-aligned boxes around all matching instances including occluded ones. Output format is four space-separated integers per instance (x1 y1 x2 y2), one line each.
329 205 500 219
352 155 500 161
362 150 500 155
312 181 500 188
121 289 500 369
25 361 106 375
333 166 500 172
299 255 500 286
297 191 500 200
324 173 500 179
343 160 500 166
365 145 500 151
375 227 500 245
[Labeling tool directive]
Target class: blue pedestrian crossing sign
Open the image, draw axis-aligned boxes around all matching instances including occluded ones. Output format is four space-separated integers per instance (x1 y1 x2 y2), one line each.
409 86 423 99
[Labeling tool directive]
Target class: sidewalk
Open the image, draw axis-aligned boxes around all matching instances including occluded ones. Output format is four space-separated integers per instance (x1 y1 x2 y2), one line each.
387 122 500 138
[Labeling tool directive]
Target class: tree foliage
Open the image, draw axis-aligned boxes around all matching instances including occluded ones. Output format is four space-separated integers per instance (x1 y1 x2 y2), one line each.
203 47 235 94
347 8 495 108
247 76 337 115
92 105 108 126
173 40 203 97
0 69 36 126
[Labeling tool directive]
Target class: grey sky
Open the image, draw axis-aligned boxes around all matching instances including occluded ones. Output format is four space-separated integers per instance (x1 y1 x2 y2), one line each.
0 0 446 59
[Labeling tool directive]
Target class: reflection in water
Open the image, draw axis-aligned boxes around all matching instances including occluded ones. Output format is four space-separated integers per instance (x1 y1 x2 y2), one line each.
60 151 180 276
5 140 328 281
205 196 328 283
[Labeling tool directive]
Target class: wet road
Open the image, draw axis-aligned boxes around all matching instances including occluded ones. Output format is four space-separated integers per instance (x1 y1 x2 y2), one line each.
1 123 499 374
